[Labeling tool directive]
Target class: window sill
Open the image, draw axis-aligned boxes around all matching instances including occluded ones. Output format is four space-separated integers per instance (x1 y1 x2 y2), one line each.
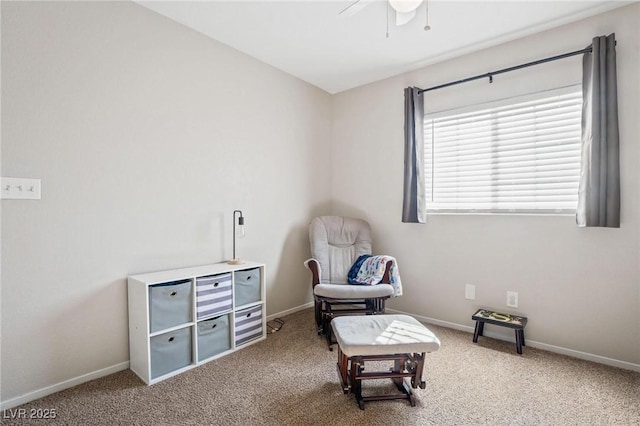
426 211 576 217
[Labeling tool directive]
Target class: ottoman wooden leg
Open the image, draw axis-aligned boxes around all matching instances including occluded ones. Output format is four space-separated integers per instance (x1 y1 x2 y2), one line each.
411 353 426 389
350 357 364 410
336 347 350 394
391 356 416 407
392 357 405 391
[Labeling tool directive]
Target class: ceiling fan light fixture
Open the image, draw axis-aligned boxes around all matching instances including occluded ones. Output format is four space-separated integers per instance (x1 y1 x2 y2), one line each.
424 0 431 31
388 0 423 14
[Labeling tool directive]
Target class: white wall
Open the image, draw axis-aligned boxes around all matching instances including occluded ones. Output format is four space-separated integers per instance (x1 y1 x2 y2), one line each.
331 4 640 365
1 2 330 402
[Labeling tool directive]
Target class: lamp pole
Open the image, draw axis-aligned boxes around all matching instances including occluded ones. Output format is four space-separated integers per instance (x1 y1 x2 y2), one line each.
232 210 244 262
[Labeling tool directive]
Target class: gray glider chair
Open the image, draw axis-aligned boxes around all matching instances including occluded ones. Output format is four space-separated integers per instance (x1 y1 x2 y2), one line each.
304 216 395 350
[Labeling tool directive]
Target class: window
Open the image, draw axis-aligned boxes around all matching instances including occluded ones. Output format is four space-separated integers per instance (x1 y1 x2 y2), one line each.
423 86 582 214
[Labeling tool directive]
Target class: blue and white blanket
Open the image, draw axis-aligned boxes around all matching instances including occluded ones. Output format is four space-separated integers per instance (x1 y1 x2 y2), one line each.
347 255 403 297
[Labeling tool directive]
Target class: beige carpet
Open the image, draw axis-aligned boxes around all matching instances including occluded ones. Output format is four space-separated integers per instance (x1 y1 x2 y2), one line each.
3 308 639 425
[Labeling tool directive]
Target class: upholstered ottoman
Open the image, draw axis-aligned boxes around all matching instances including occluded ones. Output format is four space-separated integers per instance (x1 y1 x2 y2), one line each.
331 314 441 410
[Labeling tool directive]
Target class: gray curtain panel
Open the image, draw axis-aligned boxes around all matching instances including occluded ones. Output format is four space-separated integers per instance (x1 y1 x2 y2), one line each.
402 87 426 223
577 34 620 227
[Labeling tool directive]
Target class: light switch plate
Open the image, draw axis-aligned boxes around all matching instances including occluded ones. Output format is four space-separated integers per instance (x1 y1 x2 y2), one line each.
1 177 41 200
465 284 475 300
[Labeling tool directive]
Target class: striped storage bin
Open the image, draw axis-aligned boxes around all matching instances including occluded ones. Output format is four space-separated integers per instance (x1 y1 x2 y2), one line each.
150 326 192 379
235 268 261 307
234 305 263 347
196 273 232 319
197 314 231 361
149 280 192 333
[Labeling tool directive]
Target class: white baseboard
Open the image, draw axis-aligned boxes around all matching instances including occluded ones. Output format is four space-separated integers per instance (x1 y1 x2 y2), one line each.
266 301 314 321
1 361 130 410
387 308 640 373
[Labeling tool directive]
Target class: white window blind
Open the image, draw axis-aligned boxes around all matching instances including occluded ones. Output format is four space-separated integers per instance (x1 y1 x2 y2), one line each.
424 86 582 214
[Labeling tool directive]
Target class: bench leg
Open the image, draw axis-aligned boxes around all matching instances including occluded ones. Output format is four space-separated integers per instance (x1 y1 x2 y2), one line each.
515 329 523 355
473 321 484 343
516 329 525 355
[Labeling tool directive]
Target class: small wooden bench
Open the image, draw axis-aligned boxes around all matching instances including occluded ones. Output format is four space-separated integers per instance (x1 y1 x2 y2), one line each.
331 314 441 410
472 309 528 354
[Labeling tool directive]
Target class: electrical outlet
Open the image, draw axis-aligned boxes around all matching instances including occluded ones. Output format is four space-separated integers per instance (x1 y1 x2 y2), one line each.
506 291 518 308
465 284 475 300
1 177 41 200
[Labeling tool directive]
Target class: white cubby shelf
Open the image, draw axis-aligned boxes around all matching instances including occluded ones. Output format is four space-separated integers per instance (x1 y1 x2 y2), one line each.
128 261 266 384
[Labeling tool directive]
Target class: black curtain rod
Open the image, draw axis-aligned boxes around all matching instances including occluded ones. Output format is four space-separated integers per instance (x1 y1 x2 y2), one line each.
417 45 594 94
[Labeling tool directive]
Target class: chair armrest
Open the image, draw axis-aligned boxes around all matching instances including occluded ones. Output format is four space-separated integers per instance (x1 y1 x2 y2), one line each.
381 260 393 284
304 258 321 287
304 258 391 286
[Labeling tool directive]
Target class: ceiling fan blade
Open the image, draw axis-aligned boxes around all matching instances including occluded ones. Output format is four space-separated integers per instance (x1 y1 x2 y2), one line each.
395 9 416 26
339 0 373 17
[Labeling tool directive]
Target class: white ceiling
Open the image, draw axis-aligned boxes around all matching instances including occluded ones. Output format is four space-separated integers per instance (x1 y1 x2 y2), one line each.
136 1 630 94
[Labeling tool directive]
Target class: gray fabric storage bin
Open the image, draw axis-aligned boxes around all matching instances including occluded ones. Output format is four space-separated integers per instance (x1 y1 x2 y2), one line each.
196 273 232 319
197 314 231 361
234 304 263 347
150 327 192 379
149 280 192 333
234 268 261 307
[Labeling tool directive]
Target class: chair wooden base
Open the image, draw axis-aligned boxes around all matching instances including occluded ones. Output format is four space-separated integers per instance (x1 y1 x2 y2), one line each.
306 256 394 350
315 296 388 350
